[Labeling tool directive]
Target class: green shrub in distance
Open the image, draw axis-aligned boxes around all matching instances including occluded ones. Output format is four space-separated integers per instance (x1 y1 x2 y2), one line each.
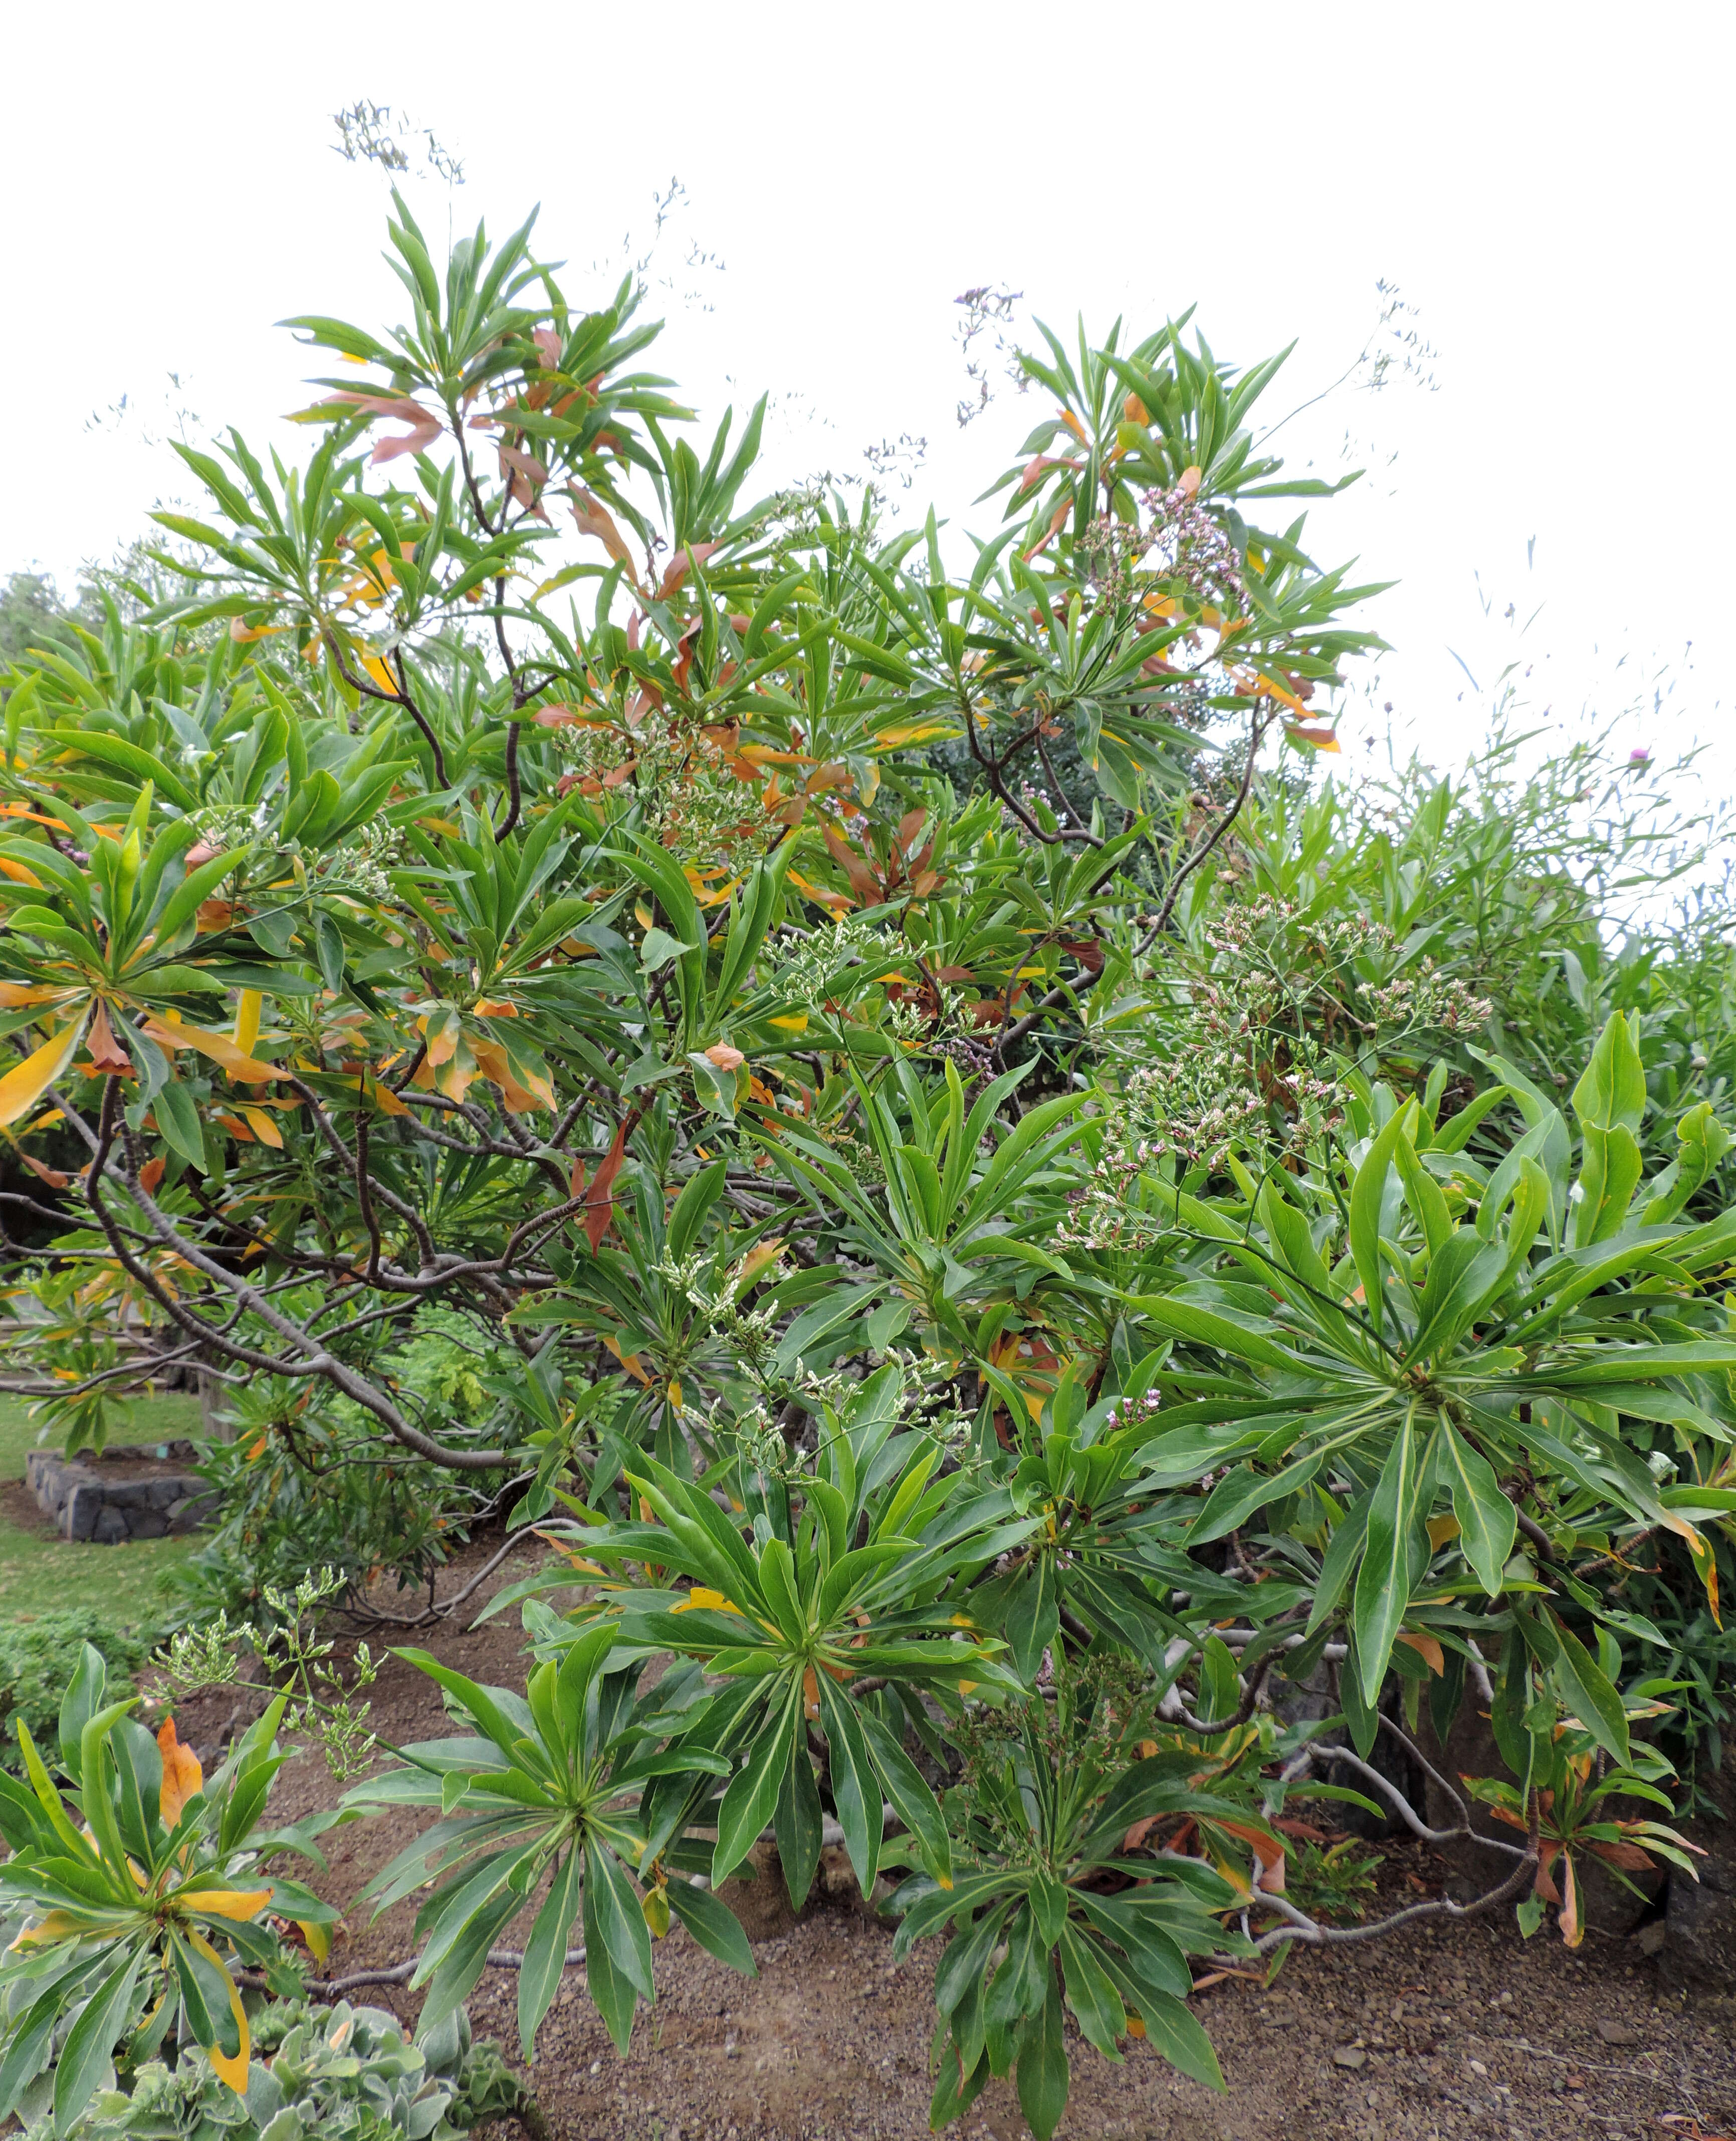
0 1608 168 1778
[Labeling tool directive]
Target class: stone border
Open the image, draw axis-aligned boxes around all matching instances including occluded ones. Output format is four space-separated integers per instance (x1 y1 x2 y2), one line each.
23 1442 218 1544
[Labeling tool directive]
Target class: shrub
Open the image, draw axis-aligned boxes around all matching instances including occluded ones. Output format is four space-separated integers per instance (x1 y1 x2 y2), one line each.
0 1609 168 1779
0 191 1731 2141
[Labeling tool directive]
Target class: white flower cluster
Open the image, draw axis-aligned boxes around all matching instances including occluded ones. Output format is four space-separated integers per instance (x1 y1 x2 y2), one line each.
1057 895 1494 1248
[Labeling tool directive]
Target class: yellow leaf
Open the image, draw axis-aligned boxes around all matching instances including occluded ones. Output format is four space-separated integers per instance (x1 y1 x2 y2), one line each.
140 1019 280 1084
0 855 43 888
10 1909 88 1948
733 1238 785 1292
366 1077 411 1118
768 1013 808 1033
239 1107 283 1149
641 1884 671 1938
0 983 76 1007
0 1019 85 1129
672 1588 743 1615
875 721 953 748
1426 1513 1461 1549
668 1379 684 1412
233 990 262 1056
1395 1631 1445 1675
187 1931 251 2094
602 1334 650 1384
1668 1515 1722 1626
470 1035 554 1113
178 1887 273 1923
296 1917 331 1963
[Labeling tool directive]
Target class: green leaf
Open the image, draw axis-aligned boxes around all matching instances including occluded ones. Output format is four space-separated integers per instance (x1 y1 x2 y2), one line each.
666 1159 727 1259
0 1962 91 2120
1055 1922 1126 2059
517 1846 584 2057
860 1709 951 1891
54 1951 143 2132
713 1694 796 1883
1004 1556 1058 1684
1395 1131 1452 1257
774 1741 824 1908
1571 1011 1648 1246
59 732 198 810
1128 1987 1226 2092
1126 1294 1300 1371
1349 1102 1416 1329
581 1872 641 2054
153 1078 208 1171
818 1678 882 1897
667 1878 757 1976
1434 1418 1516 1596
1352 1415 1421 1701
586 1838 655 2002
1186 1453 1322 1544
1545 1610 1630 1767
1306 1491 1371 1636
1015 1964 1070 2141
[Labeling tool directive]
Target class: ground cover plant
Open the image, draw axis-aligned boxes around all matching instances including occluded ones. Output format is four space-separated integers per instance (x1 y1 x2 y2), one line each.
0 194 1732 2138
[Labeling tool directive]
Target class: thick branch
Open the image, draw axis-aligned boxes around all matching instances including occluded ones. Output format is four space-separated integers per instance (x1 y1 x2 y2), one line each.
997 704 1272 1051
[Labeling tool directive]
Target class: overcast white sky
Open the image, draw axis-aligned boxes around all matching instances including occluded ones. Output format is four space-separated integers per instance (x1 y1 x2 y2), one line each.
7 2 1732 790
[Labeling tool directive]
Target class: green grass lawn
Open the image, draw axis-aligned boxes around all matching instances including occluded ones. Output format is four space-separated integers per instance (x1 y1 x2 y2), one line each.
0 1394 205 1626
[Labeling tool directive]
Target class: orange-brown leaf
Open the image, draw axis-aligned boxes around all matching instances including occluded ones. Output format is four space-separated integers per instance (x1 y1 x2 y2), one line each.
1283 722 1343 754
584 1121 629 1253
157 1717 203 1827
1559 1852 1583 1948
657 540 722 600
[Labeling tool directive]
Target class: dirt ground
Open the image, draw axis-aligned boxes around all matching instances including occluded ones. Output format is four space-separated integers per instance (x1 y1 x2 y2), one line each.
154 1535 1736 2141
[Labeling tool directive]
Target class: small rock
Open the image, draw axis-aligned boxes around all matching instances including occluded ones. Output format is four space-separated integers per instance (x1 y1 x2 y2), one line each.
724 2034 739 2059
92 1505 129 1545
1333 2048 1367 2070
1595 2017 1640 2046
1468 2058 1489 2077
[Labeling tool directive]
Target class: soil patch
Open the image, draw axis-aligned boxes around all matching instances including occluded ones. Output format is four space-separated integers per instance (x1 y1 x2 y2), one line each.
151 1539 1736 2141
0 1473 56 1541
